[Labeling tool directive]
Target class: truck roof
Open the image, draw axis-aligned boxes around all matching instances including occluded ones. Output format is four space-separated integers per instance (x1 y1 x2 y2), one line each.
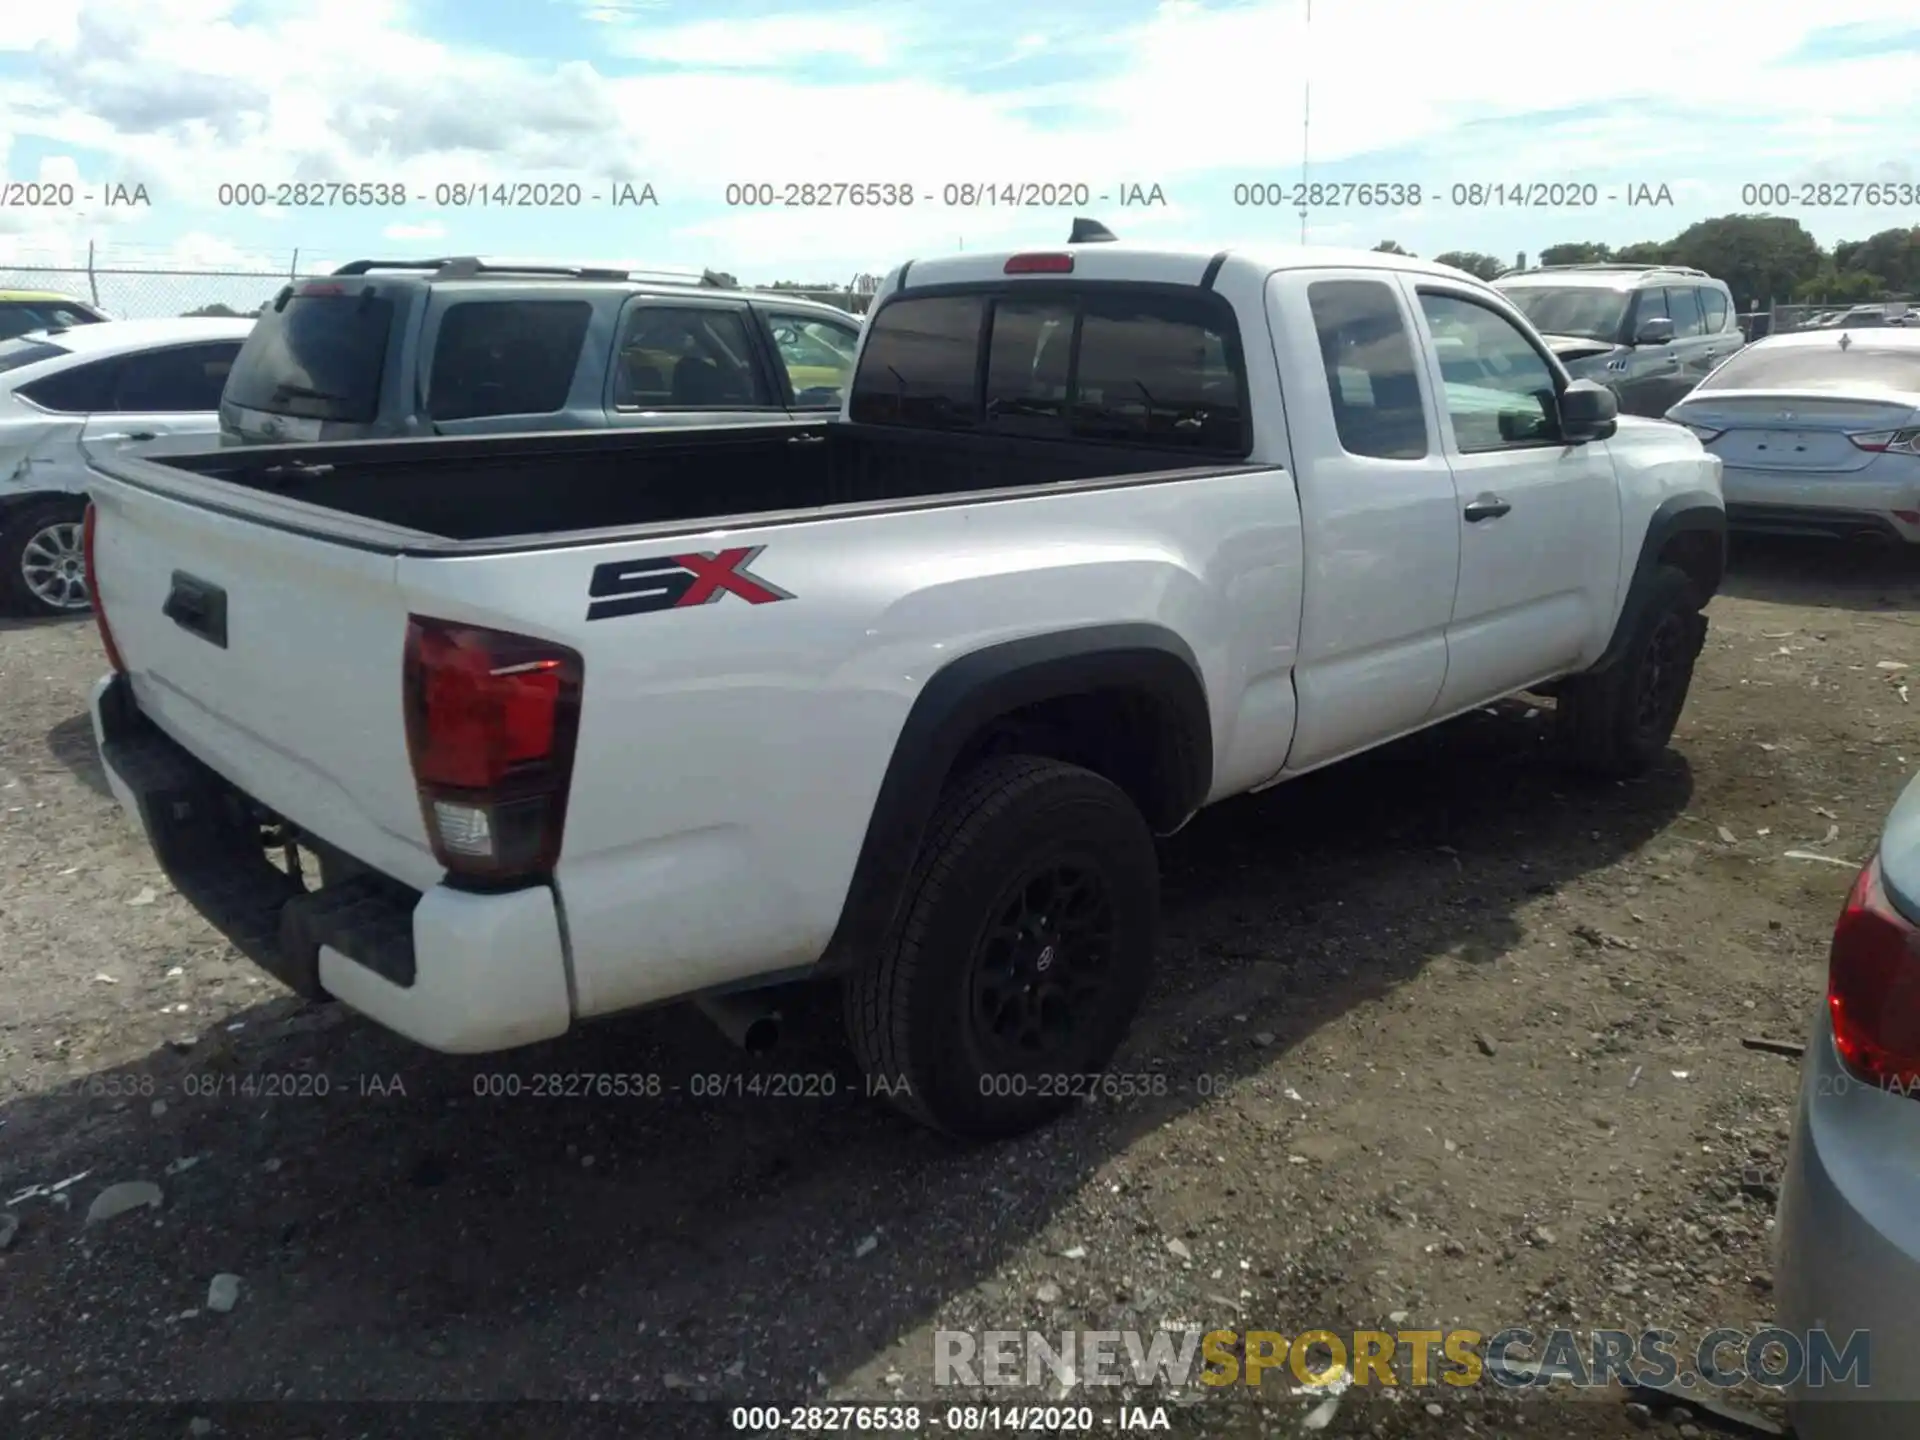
895 241 1482 292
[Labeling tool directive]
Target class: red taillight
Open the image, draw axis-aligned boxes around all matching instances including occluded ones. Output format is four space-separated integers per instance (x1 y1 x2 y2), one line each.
1828 854 1920 1093
1005 253 1074 274
1847 428 1920 454
402 617 583 885
82 502 125 674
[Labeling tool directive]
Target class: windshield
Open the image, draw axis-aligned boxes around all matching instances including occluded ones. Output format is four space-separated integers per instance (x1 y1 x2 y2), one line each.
222 293 394 423
1498 286 1630 344
1697 343 1920 396
0 336 70 373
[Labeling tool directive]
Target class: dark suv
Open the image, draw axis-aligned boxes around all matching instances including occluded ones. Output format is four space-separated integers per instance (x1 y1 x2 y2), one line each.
218 257 864 445
1493 263 1745 417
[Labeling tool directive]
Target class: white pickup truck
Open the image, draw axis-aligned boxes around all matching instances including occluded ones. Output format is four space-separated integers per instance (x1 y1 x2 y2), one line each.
81 236 1726 1139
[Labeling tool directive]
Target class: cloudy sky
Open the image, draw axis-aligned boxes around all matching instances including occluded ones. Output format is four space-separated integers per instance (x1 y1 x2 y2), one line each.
1 0 1917 297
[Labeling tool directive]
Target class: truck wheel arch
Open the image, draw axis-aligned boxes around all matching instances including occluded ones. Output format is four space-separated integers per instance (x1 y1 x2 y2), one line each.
819 623 1213 971
1592 491 1725 674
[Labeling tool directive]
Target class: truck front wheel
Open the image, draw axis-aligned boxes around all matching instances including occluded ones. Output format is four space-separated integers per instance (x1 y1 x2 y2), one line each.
844 754 1160 1140
1556 563 1708 778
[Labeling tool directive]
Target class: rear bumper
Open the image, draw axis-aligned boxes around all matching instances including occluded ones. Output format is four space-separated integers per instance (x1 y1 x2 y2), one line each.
1773 1009 1920 1434
90 672 573 1053
1720 463 1920 544
1725 503 1919 544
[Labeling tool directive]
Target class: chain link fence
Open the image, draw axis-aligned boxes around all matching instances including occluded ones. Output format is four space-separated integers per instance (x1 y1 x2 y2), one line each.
0 255 882 319
1738 298 1915 340
0 261 307 319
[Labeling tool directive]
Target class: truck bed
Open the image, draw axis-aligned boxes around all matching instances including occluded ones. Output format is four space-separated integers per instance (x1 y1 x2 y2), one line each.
102 421 1233 545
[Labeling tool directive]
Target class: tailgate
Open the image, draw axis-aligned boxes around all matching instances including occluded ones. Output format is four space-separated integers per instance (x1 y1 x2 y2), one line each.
87 472 439 890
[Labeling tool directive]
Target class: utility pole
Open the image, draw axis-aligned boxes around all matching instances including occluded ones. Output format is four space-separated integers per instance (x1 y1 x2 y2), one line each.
1298 0 1312 245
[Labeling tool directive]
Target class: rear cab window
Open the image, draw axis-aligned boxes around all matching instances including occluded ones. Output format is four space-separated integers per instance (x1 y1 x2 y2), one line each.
849 286 1249 454
223 287 396 423
1306 279 1429 460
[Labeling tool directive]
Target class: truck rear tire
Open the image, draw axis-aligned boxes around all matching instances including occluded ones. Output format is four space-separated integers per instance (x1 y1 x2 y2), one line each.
1556 564 1706 778
844 754 1160 1140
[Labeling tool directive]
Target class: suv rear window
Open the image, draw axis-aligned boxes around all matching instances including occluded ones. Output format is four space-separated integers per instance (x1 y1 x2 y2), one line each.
850 288 1247 453
429 299 593 421
223 293 394 423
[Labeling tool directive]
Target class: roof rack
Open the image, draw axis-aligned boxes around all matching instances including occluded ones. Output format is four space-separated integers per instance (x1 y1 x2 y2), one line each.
1505 262 1709 279
328 256 728 287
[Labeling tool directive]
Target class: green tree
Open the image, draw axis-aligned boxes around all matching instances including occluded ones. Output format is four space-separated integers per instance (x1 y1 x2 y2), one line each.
1372 241 1413 256
1662 214 1823 312
181 302 244 317
1537 242 1613 266
1612 240 1670 265
1432 251 1508 281
1792 268 1887 304
1842 226 1920 294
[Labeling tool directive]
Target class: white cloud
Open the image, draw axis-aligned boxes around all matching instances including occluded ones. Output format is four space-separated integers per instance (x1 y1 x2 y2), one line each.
0 0 79 50
608 14 898 67
384 220 446 240
0 0 1914 277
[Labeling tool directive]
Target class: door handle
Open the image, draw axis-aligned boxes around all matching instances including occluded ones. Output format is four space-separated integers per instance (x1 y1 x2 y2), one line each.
786 433 827 446
1463 496 1511 522
89 431 158 442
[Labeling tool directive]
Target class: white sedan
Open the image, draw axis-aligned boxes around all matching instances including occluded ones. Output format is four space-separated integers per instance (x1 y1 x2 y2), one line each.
0 316 254 616
1667 327 1920 547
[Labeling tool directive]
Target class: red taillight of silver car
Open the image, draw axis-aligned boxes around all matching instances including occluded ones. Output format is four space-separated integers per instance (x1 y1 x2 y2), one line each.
1828 854 1920 1094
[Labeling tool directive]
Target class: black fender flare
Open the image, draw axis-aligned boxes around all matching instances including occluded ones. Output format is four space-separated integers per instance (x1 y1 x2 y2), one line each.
1589 491 1725 674
818 623 1213 970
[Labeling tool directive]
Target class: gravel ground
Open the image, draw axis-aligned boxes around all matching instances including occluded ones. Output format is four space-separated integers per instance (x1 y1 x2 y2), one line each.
0 536 1916 1439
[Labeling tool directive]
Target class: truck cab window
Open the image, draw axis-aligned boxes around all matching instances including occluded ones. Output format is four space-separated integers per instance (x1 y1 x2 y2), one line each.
1416 292 1561 452
848 295 986 429
1069 296 1245 453
1307 280 1430 460
985 298 1076 433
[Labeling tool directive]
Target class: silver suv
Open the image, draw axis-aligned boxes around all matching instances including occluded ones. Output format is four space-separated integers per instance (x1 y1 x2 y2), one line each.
219 257 864 445
1493 263 1744 418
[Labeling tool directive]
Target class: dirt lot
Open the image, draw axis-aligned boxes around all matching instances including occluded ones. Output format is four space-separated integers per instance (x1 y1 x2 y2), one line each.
0 537 1916 1439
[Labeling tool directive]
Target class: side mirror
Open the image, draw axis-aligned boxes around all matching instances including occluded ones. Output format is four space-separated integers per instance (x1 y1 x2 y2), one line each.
1559 378 1618 443
1634 316 1675 346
